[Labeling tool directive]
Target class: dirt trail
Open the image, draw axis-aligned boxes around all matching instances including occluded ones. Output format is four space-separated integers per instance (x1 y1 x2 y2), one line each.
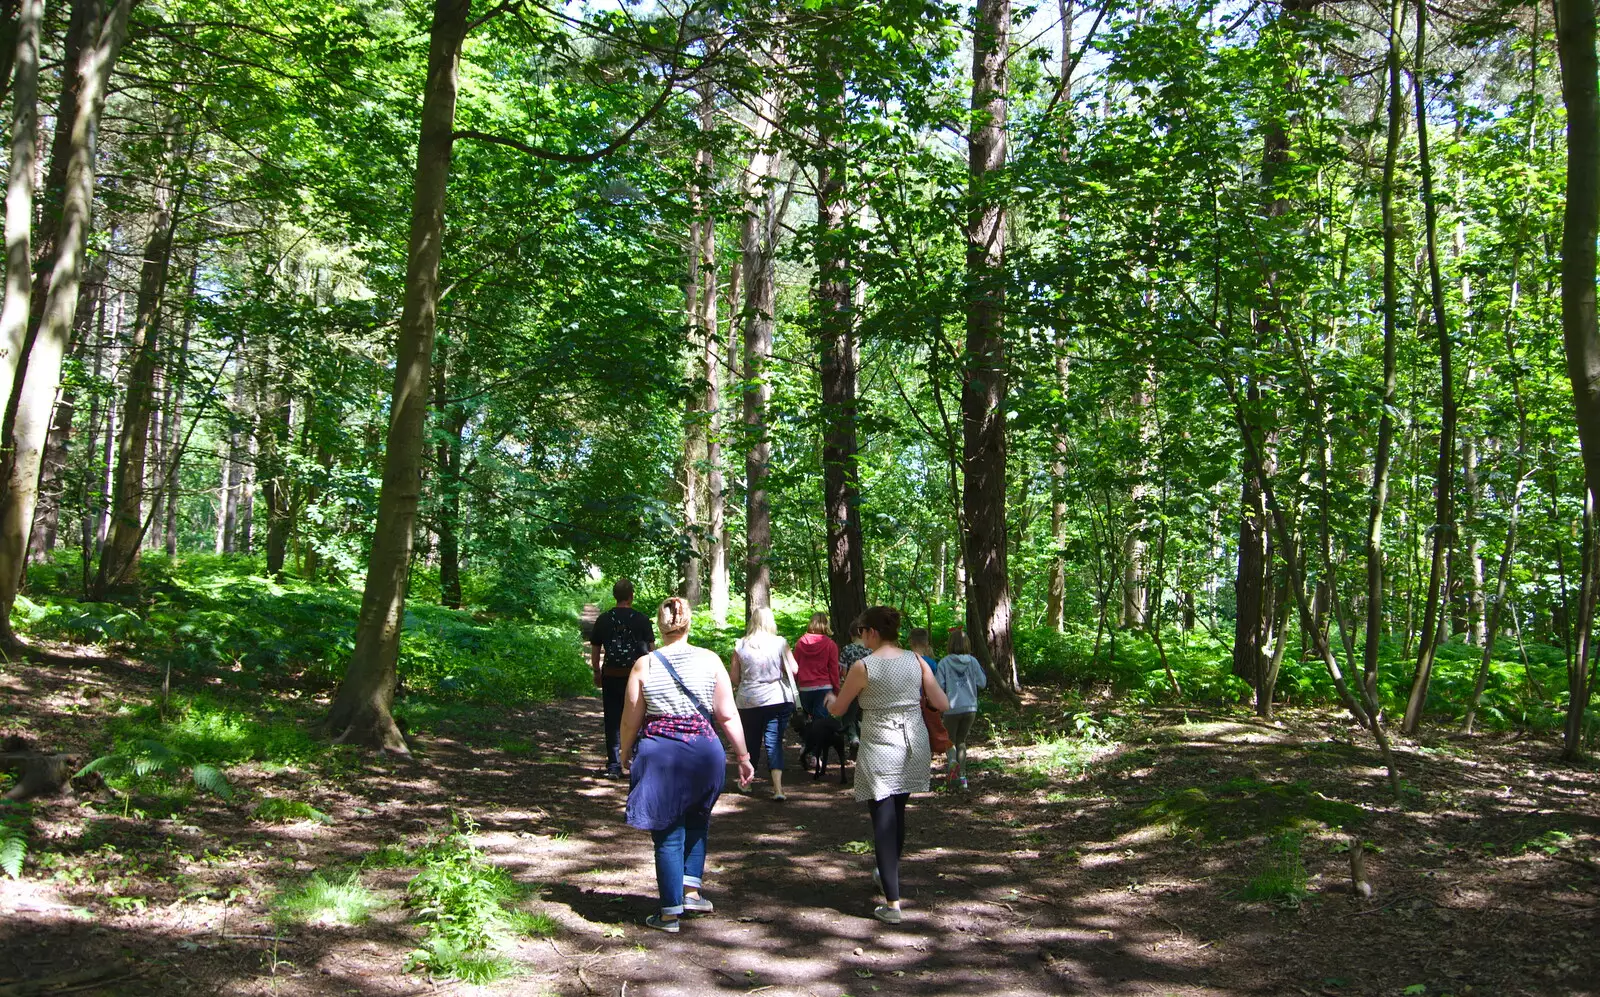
2 651 1598 997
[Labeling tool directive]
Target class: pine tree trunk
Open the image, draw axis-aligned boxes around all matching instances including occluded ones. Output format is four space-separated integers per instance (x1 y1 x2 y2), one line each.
1403 0 1459 734
963 0 1017 694
0 0 129 642
740 86 783 617
325 0 470 752
96 129 185 597
1558 0 1600 758
0 0 41 420
1364 0 1405 706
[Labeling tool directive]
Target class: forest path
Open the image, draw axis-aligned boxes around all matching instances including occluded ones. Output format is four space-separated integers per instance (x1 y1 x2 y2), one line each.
2 650 1598 997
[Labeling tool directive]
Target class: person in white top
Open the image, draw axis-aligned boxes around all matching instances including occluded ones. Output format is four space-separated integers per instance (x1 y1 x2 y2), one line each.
729 607 800 801
826 605 949 924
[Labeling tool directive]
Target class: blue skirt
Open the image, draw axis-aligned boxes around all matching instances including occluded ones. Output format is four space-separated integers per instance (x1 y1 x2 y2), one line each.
626 716 726 831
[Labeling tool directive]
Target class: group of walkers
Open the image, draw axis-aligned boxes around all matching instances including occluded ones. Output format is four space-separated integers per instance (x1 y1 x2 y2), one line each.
587 578 988 931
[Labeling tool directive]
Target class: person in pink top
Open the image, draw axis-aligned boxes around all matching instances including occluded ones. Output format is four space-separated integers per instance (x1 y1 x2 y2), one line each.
792 612 840 720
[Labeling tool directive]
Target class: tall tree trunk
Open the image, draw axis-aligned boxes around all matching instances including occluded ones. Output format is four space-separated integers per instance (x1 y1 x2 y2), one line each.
0 0 23 112
216 361 244 553
261 359 292 578
1364 0 1405 707
1402 0 1460 734
164 270 194 558
95 126 186 597
1121 374 1151 629
1045 0 1077 634
680 212 705 605
963 0 1017 694
0 0 130 644
740 86 783 617
28 261 100 565
817 65 867 641
325 0 470 751
431 337 464 607
6 0 94 419
0 0 41 418
1558 0 1600 758
698 88 729 627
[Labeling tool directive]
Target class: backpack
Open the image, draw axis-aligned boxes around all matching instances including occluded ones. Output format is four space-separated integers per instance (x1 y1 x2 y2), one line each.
600 609 647 676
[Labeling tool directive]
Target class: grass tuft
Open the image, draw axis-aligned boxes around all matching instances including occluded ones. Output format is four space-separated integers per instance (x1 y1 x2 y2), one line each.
253 797 333 825
272 871 382 927
1241 833 1309 903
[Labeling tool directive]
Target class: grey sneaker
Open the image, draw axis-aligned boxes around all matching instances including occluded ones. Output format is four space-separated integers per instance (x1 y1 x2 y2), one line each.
683 894 714 913
872 905 904 924
645 914 680 933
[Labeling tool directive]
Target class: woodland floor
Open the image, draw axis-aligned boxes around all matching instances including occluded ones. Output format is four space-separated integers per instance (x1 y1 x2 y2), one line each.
1 644 1598 997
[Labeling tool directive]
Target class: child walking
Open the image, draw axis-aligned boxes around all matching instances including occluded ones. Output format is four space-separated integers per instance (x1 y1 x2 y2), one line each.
936 628 986 789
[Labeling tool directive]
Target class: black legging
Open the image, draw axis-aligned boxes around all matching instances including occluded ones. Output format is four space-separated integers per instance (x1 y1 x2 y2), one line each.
867 793 910 902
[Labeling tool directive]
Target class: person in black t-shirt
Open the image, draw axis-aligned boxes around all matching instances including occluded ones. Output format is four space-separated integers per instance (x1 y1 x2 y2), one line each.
590 578 656 778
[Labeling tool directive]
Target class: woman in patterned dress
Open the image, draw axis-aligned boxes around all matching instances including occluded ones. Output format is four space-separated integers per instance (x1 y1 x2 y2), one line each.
826 605 949 923
620 597 756 932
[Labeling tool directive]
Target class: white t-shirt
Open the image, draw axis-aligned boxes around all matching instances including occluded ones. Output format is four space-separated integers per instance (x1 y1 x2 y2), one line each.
734 632 792 709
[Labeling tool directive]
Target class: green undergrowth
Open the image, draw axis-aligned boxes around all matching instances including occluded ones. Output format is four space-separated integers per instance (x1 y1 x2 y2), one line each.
1014 624 1570 731
1142 777 1369 841
16 551 590 707
403 816 556 984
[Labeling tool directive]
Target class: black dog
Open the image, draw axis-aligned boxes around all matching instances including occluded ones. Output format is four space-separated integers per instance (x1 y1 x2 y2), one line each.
791 709 852 784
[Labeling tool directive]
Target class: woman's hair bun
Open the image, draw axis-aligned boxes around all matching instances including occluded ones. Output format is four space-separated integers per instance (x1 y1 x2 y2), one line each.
657 596 692 636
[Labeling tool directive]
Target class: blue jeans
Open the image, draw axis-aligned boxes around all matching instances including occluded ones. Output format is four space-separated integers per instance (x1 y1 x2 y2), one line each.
650 814 709 915
799 689 830 720
739 703 794 772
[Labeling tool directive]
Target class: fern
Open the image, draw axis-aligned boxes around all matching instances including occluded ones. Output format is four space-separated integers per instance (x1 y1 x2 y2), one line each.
78 737 234 805
0 804 30 880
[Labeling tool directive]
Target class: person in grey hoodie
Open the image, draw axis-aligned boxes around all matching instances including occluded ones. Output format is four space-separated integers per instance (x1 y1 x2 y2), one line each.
935 628 987 789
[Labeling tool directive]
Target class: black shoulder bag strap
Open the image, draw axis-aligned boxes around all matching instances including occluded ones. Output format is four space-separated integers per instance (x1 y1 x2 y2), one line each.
652 650 718 730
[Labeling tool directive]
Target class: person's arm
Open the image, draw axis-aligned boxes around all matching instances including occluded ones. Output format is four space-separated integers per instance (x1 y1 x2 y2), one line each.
784 644 800 681
827 642 840 692
728 647 743 688
590 614 607 687
618 656 650 772
711 660 755 787
921 659 950 712
974 659 988 690
644 617 656 653
826 658 868 717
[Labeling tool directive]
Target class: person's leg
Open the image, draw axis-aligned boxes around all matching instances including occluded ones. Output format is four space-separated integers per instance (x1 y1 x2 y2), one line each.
868 797 902 904
765 704 791 796
651 822 687 918
602 676 626 772
894 793 908 857
682 811 709 902
738 708 764 775
800 689 827 719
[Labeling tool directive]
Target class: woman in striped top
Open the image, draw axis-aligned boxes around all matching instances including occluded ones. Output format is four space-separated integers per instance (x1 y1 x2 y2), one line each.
620 597 755 932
